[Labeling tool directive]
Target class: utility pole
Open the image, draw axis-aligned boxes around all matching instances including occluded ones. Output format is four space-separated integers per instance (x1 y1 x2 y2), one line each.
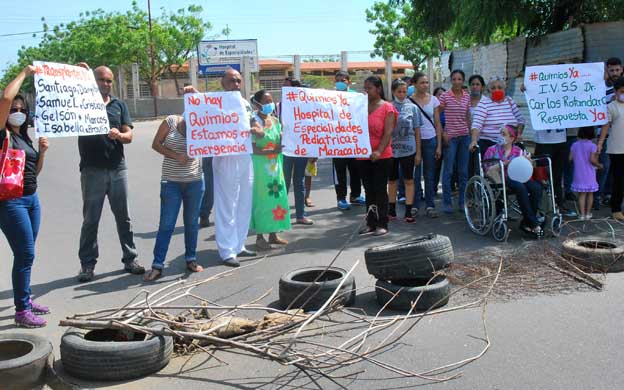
148 0 158 116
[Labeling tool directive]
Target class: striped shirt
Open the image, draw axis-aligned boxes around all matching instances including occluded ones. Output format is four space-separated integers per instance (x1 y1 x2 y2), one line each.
471 96 525 142
161 115 202 182
439 89 470 138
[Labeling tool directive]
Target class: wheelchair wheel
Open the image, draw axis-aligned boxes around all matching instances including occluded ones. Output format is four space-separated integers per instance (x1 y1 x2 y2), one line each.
492 216 509 242
464 176 496 236
550 214 562 237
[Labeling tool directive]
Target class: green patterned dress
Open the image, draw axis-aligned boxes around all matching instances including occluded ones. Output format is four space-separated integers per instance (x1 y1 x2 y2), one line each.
250 114 292 234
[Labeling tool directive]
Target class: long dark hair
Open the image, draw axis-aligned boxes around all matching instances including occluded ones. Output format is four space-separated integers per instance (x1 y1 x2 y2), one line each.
4 94 32 142
364 76 385 101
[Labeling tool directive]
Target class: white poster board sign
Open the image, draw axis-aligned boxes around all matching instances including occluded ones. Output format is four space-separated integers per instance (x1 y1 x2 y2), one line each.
524 62 608 130
33 61 109 137
281 87 371 158
183 92 252 157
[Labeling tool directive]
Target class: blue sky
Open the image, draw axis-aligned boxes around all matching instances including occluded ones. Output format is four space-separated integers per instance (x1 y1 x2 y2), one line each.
0 0 382 76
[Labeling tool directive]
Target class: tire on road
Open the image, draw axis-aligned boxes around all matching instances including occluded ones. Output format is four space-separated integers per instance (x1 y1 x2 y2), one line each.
0 333 53 390
562 239 624 272
365 234 453 280
279 267 356 311
375 276 451 312
60 321 173 381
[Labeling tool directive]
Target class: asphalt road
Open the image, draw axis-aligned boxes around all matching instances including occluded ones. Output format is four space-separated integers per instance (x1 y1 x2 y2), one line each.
1 120 622 390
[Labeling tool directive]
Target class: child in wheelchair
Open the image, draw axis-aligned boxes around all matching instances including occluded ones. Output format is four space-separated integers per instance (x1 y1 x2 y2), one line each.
483 124 544 237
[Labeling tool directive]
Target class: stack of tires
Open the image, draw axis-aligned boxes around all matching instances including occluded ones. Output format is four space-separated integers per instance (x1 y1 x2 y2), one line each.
365 234 453 312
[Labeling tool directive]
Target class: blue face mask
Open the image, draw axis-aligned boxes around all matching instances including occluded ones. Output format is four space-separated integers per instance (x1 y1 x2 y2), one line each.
407 85 415 96
335 81 348 91
261 102 275 115
496 136 506 145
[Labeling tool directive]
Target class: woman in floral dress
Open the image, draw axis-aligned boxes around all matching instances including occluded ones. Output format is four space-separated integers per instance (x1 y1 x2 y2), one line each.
250 90 291 249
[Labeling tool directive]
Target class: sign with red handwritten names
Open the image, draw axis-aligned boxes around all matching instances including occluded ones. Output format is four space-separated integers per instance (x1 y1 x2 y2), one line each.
183 92 252 157
281 87 371 158
524 62 608 130
33 61 110 137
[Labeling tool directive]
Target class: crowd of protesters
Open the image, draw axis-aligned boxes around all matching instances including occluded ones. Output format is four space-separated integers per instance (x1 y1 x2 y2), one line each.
2 55 623 328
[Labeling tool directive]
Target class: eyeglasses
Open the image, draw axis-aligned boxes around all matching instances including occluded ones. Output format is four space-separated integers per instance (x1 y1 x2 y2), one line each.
98 78 113 84
10 108 27 113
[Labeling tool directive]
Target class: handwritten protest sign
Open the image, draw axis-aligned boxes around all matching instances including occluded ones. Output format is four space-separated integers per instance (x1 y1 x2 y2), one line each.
524 62 608 130
184 92 252 157
33 61 109 137
281 87 371 158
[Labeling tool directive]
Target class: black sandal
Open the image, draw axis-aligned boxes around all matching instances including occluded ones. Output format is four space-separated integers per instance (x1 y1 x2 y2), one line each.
358 226 375 235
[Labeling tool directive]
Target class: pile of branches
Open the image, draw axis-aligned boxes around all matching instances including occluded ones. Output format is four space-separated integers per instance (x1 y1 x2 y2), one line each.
60 259 501 384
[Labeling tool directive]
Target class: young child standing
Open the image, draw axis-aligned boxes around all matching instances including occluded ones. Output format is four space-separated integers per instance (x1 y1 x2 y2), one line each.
570 127 603 220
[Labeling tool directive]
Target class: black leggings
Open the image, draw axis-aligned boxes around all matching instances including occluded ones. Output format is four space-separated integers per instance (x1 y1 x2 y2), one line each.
609 154 624 213
359 159 392 229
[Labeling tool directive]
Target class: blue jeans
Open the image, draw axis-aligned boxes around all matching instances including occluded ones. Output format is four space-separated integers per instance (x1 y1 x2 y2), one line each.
0 194 41 311
415 137 438 209
442 135 470 208
200 158 214 219
152 180 205 270
283 156 307 219
596 139 611 202
506 179 542 228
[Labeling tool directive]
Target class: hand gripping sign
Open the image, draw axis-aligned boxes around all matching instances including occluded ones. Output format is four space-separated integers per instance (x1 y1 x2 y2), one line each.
281 87 371 158
184 91 252 157
33 61 110 137
524 62 608 130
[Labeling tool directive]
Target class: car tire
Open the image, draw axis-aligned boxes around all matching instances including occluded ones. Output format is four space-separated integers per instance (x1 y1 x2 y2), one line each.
279 267 356 311
365 234 453 280
0 333 53 390
562 239 624 272
60 321 173 381
375 276 451 312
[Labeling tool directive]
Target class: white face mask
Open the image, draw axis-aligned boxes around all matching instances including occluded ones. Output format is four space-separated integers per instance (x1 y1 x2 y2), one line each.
618 94 624 102
8 112 26 127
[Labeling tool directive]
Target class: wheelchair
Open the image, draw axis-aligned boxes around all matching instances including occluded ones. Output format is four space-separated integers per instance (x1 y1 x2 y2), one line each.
463 145 562 242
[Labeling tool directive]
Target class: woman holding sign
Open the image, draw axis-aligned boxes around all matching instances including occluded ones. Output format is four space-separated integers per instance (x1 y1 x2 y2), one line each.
359 76 397 236
0 65 51 327
144 115 205 281
250 90 291 249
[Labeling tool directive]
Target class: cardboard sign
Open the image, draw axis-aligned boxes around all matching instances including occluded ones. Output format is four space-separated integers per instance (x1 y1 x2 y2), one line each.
33 61 110 137
184 92 252 157
524 62 608 130
281 87 371 158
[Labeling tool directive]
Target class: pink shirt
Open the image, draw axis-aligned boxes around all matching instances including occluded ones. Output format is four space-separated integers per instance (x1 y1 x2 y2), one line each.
367 102 398 160
483 144 526 177
439 89 470 138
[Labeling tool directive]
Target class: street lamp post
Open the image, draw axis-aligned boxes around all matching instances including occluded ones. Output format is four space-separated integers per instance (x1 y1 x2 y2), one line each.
147 0 158 116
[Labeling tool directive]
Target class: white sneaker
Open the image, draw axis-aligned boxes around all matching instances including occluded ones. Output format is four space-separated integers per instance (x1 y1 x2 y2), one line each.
586 213 593 219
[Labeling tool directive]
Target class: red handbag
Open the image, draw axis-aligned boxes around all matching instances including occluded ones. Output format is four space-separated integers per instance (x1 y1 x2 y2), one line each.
0 134 26 201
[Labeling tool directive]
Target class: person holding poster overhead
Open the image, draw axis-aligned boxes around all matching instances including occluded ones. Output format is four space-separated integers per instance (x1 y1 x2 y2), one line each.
0 65 51 327
358 76 397 236
250 90 291 249
598 77 624 222
144 114 205 281
76 65 145 282
212 68 263 266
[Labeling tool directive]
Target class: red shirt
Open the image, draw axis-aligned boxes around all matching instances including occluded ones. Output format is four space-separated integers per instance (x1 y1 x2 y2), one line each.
367 101 398 159
439 89 470 138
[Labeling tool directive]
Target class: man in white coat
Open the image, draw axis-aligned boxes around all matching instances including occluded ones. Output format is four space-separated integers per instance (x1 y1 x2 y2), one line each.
187 68 262 266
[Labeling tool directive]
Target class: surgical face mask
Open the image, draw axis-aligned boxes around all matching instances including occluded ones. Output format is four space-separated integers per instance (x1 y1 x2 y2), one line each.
470 91 481 98
393 96 405 103
496 136 506 146
618 93 624 102
335 81 348 91
407 85 415 96
8 112 26 127
491 89 505 102
261 102 275 115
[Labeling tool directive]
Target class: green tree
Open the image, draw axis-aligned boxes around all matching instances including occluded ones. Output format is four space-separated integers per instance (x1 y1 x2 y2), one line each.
1 1 211 95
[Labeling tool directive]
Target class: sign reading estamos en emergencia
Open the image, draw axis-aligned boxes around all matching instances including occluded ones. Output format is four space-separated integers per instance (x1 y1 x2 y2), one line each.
281 87 371 158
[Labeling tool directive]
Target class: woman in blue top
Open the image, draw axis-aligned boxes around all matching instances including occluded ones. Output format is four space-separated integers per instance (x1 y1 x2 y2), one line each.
388 79 423 222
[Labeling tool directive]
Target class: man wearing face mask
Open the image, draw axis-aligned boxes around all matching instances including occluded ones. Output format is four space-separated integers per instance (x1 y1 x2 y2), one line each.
332 71 364 210
76 64 144 283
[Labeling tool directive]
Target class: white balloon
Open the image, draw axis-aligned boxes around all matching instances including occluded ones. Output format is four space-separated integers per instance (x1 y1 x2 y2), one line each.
507 157 533 183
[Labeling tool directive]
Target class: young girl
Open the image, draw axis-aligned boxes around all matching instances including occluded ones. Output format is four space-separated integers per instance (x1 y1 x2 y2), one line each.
570 126 603 220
